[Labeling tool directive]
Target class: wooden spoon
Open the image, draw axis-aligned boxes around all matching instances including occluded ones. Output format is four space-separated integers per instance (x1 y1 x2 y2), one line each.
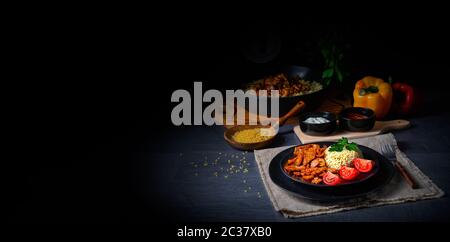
224 101 306 151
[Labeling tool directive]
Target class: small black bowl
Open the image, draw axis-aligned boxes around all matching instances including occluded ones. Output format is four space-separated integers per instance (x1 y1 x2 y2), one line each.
340 107 375 132
299 112 337 136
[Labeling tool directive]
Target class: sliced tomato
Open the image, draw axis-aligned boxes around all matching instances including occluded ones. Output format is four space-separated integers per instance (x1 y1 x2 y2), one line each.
323 171 341 186
353 158 374 173
339 166 360 180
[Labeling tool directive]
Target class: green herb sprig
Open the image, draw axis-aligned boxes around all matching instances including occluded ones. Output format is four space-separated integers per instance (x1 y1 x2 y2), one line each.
329 137 359 152
320 41 348 87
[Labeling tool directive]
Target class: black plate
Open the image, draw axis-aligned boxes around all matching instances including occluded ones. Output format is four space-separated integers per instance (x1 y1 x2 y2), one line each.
269 143 395 202
280 143 380 188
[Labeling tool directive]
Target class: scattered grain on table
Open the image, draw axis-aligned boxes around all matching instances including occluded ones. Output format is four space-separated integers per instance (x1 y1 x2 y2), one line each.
188 151 256 196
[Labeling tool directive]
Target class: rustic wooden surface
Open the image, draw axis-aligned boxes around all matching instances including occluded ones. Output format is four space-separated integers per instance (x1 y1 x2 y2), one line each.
10 90 450 223
138 110 450 222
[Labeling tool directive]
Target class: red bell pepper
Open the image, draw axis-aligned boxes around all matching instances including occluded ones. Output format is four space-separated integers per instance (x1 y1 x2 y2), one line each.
391 82 417 116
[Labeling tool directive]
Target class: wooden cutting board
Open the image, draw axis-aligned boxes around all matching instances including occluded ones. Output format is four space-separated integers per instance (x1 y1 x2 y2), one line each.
294 119 410 143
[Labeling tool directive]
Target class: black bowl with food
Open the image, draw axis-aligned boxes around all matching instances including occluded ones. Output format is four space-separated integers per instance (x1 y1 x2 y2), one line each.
243 66 328 117
340 107 375 132
299 112 337 136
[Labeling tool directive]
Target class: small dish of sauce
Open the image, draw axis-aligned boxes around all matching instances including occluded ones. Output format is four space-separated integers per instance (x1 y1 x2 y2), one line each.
299 112 337 136
303 117 330 124
345 112 369 120
339 107 375 132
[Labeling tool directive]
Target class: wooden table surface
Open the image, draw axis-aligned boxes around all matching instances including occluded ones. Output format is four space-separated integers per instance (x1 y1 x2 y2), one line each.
8 90 450 223
129 93 450 222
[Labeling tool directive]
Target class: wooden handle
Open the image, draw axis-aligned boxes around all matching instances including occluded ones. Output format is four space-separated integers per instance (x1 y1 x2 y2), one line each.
395 161 418 189
278 101 306 126
379 119 410 133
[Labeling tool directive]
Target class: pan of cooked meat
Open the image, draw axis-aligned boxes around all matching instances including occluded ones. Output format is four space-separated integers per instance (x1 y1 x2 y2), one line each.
243 66 328 117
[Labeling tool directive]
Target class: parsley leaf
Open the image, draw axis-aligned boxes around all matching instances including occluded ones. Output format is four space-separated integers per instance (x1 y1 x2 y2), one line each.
329 137 359 152
346 142 359 151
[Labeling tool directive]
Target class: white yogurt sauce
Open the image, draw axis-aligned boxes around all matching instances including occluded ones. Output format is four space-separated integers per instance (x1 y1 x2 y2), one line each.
304 117 330 124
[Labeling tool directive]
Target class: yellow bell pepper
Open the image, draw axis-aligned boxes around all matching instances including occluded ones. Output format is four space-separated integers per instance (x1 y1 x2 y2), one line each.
353 76 393 120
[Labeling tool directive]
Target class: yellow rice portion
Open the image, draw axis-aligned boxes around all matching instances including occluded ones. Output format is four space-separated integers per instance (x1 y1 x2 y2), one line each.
232 128 273 143
324 146 362 170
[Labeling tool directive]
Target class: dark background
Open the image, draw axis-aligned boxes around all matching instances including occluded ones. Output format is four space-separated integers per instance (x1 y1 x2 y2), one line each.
7 9 450 223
